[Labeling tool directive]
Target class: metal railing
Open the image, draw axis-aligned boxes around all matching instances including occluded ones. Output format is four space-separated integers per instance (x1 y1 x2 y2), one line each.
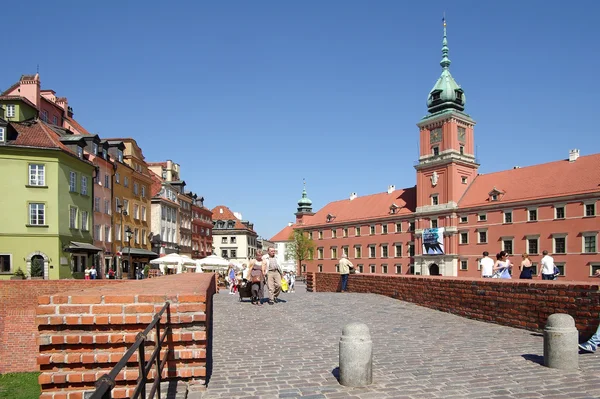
91 302 171 399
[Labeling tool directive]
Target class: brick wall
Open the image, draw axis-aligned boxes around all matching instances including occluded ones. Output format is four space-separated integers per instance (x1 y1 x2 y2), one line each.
37 273 216 399
0 280 120 374
307 272 600 339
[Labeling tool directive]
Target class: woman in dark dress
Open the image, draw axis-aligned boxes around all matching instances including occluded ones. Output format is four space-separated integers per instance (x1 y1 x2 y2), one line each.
519 253 533 279
248 251 265 306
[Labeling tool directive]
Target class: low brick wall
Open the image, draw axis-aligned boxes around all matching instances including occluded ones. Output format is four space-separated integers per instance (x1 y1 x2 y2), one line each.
307 272 600 339
0 280 121 374
37 274 216 399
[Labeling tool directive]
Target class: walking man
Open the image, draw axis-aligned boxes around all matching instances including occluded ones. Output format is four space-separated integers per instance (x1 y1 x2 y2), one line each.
538 250 555 280
339 253 353 292
265 247 282 305
480 251 494 278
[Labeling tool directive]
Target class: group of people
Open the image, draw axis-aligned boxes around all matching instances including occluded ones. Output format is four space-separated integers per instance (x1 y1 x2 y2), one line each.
225 247 294 306
84 265 98 279
479 250 560 280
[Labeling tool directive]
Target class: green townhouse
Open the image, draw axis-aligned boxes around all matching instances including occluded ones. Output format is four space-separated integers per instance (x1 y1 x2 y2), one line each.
0 114 100 279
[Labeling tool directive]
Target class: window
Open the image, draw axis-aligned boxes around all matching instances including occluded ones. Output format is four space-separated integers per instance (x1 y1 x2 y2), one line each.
491 194 498 201
432 195 439 206
409 222 415 231
81 176 88 195
583 234 597 253
331 247 337 259
343 228 348 237
370 264 376 273
503 239 513 254
141 186 146 198
504 211 512 223
585 203 596 217
116 224 121 241
381 245 388 258
134 204 139 220
105 226 111 243
460 216 468 223
77 146 83 159
395 264 402 274
0 254 12 273
555 206 565 219
358 264 364 273
369 246 376 258
318 248 324 259
529 263 538 275
308 232 313 240
41 110 48 122
0 127 4 142
409 243 415 257
221 249 228 258
29 203 45 225
461 176 467 184
431 219 438 228
94 225 101 240
395 222 402 232
460 232 468 244
318 231 323 239
460 260 468 270
6 104 15 118
591 264 600 276
142 229 146 245
554 262 565 277
124 176 129 187
28 164 45 186
142 206 147 221
117 150 124 163
432 146 439 156
335 264 340 273
69 206 77 229
528 209 538 222
527 238 539 254
92 142 98 155
554 236 566 254
123 199 129 214
478 213 487 222
370 225 376 235
382 225 388 234
69 171 77 192
382 264 388 274
133 182 139 196
342 246 349 257
134 228 139 244
478 231 487 244
318 265 323 273
332 229 337 238
94 197 100 212
115 173 120 184
355 227 361 236
231 237 236 244
221 237 227 244
81 211 88 231
355 246 362 258
395 244 402 257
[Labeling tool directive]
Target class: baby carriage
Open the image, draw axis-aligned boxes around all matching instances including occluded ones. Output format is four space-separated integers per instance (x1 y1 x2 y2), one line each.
237 280 253 302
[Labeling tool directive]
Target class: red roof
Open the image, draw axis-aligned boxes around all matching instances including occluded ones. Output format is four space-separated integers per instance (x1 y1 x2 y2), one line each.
147 161 168 167
270 224 295 242
300 187 417 228
459 153 600 208
0 95 38 110
211 205 255 232
149 170 163 197
65 117 92 135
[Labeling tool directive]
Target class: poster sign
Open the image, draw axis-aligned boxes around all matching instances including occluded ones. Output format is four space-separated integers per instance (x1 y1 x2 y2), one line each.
422 228 445 255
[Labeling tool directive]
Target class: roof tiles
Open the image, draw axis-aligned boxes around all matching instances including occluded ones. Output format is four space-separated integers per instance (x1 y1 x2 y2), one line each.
270 224 295 242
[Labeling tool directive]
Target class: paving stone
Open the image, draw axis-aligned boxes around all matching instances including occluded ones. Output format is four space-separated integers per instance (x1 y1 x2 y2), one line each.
198 282 600 398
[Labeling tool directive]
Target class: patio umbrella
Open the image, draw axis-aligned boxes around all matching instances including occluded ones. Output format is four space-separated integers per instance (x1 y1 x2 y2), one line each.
197 255 231 272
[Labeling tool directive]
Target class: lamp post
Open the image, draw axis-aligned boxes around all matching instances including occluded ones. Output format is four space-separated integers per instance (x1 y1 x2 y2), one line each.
116 204 128 279
125 226 133 279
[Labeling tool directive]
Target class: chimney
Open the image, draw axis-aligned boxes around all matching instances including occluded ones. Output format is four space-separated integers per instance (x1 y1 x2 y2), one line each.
287 222 293 227
349 192 357 201
569 149 580 162
387 185 395 194
513 166 520 169
18 73 41 109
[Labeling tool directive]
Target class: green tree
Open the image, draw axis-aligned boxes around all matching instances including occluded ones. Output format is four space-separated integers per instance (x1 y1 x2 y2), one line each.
285 229 315 277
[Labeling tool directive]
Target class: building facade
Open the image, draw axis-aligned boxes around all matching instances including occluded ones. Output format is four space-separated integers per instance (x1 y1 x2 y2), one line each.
274 23 600 281
211 205 258 263
191 195 213 259
150 172 181 256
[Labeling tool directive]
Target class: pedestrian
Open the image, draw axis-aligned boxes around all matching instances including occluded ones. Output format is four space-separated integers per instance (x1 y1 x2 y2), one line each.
265 247 283 305
338 253 353 292
84 266 91 280
492 251 512 279
538 250 555 280
480 251 494 278
90 266 97 280
519 254 533 279
248 251 265 306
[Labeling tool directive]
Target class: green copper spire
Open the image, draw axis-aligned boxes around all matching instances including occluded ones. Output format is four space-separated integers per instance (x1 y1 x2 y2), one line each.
427 17 466 114
297 179 313 213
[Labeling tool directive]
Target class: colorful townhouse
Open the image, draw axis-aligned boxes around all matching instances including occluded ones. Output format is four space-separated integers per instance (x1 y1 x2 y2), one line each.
191 195 213 259
0 118 96 279
211 205 258 263
272 23 600 281
149 171 181 256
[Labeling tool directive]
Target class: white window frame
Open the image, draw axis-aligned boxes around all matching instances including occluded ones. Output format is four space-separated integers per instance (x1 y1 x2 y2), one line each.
461 176 467 184
317 247 324 260
0 127 4 142
69 171 77 192
369 245 376 258
369 264 376 273
382 224 388 234
460 215 468 223
77 146 83 159
460 259 468 270
501 237 514 254
318 230 323 239
394 243 402 257
590 263 600 277
381 264 388 274
478 213 487 222
552 233 567 254
431 195 439 206
123 199 129 214
355 227 361 236
430 218 438 228
29 203 45 225
381 244 388 258
28 164 45 186
459 231 468 244
395 222 402 233
134 204 139 220
584 201 596 217
503 210 513 224
94 225 101 241
6 104 15 118
318 265 323 273
142 206 147 222
81 176 88 195
105 225 111 243
477 229 488 244
331 229 337 238
81 211 88 231
133 182 139 196
104 174 110 189
342 246 349 257
0 253 13 273
554 262 565 277
115 173 120 184
141 186 146 198
94 197 100 212
69 206 78 229
582 233 598 254
92 142 98 155
395 264 402 274
528 207 538 222
526 235 540 255
554 204 566 220
117 149 124 163
370 225 376 235
354 245 362 258
343 228 348 237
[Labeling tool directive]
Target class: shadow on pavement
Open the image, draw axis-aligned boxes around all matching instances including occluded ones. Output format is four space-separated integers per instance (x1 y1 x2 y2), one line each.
331 367 340 382
521 354 544 365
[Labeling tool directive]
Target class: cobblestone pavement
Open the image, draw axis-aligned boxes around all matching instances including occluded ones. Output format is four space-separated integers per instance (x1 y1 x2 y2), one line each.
190 282 600 399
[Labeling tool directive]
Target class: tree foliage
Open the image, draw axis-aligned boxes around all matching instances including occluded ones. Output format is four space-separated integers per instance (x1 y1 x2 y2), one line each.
285 229 315 276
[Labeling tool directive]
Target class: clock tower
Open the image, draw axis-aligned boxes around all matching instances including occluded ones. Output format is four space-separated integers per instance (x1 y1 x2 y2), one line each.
413 19 479 276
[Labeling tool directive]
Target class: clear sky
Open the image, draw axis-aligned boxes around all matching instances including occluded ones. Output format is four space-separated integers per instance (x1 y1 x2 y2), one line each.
3 1 599 239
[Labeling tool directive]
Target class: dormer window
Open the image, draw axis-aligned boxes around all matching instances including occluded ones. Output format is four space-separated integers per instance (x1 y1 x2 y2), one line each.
0 127 5 143
431 91 441 101
77 146 83 159
41 110 48 122
455 90 463 102
102 148 108 159
6 105 15 118
92 142 98 155
488 187 505 202
389 204 399 214
326 213 336 223
117 149 124 163
491 194 498 201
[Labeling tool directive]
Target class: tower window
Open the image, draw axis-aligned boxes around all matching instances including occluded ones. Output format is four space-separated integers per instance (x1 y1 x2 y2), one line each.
459 146 464 155
456 91 463 101
432 146 439 156
461 177 467 184
432 92 441 101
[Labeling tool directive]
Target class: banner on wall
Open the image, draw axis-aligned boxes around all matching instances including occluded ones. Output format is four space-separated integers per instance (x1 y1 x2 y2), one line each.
422 227 445 255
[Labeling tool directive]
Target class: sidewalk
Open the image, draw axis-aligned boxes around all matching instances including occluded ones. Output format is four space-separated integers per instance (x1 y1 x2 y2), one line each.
190 282 600 398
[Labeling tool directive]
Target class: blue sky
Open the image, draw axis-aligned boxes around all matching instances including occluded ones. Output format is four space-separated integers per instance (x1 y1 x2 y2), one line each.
3 1 599 239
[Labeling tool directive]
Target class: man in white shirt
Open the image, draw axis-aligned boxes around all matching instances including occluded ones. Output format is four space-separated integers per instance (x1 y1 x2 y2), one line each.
480 251 494 278
538 250 555 280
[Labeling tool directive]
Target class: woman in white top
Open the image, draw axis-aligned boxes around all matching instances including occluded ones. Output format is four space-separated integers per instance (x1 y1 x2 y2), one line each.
493 251 512 279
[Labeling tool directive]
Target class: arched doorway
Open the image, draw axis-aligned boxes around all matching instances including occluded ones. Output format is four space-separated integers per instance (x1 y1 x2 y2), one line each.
429 263 440 276
26 251 49 279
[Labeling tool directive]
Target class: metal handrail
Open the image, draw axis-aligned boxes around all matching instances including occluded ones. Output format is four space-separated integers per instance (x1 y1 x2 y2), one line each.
90 302 171 399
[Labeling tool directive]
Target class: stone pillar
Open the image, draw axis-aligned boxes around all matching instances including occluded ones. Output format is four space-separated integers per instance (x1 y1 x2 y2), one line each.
544 313 578 370
339 322 372 387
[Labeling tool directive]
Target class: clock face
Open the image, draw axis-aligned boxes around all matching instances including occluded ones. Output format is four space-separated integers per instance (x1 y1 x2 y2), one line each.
458 127 466 142
430 128 442 143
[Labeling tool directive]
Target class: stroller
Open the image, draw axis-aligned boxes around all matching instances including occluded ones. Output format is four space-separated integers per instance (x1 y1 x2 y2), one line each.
237 279 253 302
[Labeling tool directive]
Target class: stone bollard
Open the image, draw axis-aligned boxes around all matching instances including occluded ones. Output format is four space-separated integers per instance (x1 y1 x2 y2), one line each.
339 322 373 387
543 313 578 370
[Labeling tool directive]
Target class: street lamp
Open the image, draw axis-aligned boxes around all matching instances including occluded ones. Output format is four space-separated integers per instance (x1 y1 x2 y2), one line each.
116 204 128 279
125 226 133 279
